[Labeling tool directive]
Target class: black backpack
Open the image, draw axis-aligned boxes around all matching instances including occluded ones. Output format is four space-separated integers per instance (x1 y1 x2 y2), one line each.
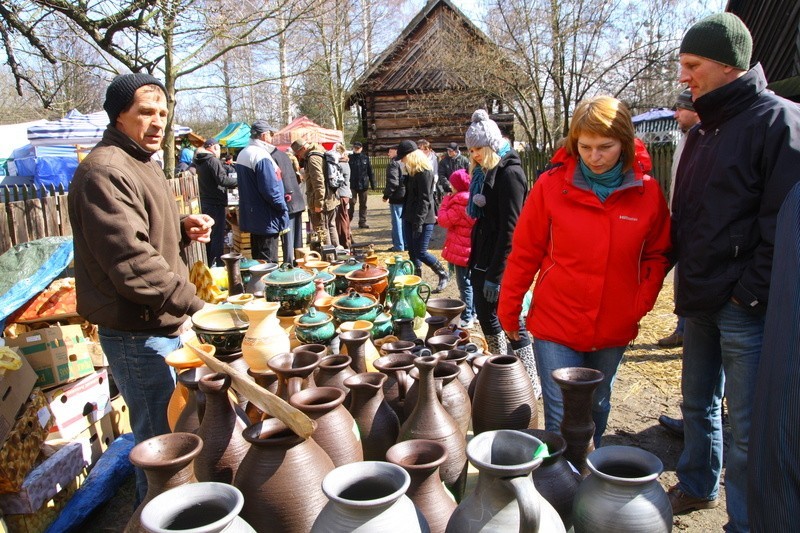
310 151 347 190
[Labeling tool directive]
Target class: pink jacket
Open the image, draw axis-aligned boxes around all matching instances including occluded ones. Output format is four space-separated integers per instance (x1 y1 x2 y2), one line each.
438 169 475 267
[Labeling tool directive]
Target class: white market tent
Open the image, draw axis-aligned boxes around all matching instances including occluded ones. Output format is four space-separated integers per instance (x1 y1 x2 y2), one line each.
27 110 191 147
0 119 47 159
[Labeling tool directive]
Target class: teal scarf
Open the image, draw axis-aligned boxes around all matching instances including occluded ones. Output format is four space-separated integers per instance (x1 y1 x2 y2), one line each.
467 141 512 219
579 159 624 202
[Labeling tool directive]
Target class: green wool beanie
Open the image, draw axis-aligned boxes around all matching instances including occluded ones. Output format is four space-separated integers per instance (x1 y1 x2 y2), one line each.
680 13 752 70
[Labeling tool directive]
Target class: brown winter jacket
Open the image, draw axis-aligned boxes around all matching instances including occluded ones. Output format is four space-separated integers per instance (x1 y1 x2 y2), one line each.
68 126 205 335
304 143 339 213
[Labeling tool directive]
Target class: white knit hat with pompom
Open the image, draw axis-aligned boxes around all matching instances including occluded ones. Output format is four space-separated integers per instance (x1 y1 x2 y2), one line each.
465 109 504 152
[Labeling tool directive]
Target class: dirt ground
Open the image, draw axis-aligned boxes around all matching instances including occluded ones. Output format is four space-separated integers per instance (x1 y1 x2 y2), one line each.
85 194 728 531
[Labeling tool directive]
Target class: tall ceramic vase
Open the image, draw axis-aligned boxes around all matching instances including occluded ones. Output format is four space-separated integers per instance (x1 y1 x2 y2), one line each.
344 372 400 461
387 440 457 533
125 432 203 533
266 350 321 401
289 387 363 467
373 352 416 423
572 446 672 533
315 354 357 396
234 419 334 533
140 482 255 533
551 367 604 475
221 252 245 296
399 356 468 502
311 461 429 533
339 329 371 374
471 355 538 433
403 360 471 437
241 300 290 372
194 373 250 484
173 367 212 434
446 430 566 532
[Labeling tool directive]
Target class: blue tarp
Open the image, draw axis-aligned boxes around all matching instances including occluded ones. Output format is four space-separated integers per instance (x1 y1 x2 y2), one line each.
11 144 79 189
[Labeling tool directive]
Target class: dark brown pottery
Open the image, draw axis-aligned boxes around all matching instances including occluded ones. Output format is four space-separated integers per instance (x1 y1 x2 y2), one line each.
339 329 371 374
125 432 202 533
293 343 328 357
379 340 417 356
289 387 363 466
314 354 356 397
472 355 538 434
404 361 470 437
173 367 212 434
399 356 468 501
424 316 449 343
387 439 456 533
373 352 417 423
551 367 604 476
344 372 400 461
438 349 477 399
266 350 321 401
393 318 417 342
245 368 279 423
519 429 581 529
470 355 489 374
434 324 470 345
426 298 466 326
215 350 249 407
221 252 245 296
234 419 334 533
194 373 250 484
426 334 460 353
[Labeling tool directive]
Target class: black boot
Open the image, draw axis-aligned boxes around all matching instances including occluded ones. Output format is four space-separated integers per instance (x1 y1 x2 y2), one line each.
414 265 422 278
432 261 449 293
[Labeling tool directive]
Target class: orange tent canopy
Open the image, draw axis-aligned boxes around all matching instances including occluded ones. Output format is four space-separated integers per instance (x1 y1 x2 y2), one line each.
272 116 344 151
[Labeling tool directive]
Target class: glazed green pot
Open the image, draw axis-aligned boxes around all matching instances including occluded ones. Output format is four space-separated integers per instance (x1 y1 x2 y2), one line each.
330 258 364 294
294 307 337 345
331 289 382 324
262 263 316 314
371 312 394 340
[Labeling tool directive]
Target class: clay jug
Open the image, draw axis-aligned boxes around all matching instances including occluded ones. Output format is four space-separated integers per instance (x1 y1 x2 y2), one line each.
173 367 213 434
344 372 400 461
572 446 672 533
314 354 356 396
234 419 334 533
424 316 449 343
390 282 416 321
373 352 416 423
399 355 468 502
438 349 477 399
221 252 245 296
165 345 210 431
140 482 255 533
446 430 566 532
519 429 581 529
404 361 470 437
125 432 202 533
426 334 460 354
194 373 250 484
339 329 371 374
400 276 431 319
215 350 250 408
394 317 418 342
241 300 290 372
244 368 279 424
266 350 321 401
471 355 538 434
311 461 429 533
551 367 604 475
289 387 363 467
293 343 327 357
387 440 457 533
386 254 414 288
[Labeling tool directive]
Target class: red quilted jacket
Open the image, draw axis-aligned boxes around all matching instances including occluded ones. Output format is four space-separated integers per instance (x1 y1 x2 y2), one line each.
438 170 474 267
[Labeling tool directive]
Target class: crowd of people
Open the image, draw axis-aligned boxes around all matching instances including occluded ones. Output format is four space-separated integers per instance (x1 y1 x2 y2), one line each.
66 11 800 531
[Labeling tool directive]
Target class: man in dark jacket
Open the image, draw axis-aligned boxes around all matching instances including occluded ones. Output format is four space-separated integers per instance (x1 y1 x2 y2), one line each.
437 142 468 208
68 74 211 502
348 141 375 228
236 120 289 262
382 146 406 251
667 14 800 531
195 137 237 265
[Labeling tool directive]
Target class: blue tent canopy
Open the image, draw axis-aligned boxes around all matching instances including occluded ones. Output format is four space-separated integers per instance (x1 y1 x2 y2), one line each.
214 122 251 149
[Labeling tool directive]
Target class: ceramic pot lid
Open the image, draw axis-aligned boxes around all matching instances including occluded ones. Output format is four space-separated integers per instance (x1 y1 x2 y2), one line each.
314 270 335 283
332 289 378 310
345 263 389 281
330 257 364 276
295 307 332 326
262 263 315 286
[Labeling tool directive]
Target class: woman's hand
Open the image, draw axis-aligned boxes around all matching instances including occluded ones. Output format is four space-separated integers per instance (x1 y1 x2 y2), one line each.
505 330 521 342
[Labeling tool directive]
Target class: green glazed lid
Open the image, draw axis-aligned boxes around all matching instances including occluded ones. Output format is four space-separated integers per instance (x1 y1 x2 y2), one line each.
333 289 378 309
262 263 315 286
295 306 332 325
314 270 335 284
240 258 261 272
373 312 391 324
330 257 364 276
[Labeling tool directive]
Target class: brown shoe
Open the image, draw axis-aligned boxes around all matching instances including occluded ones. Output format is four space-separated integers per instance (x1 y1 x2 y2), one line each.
668 486 718 514
658 332 684 347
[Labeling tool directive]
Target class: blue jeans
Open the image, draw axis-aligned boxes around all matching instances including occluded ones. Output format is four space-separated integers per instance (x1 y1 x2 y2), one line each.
98 327 180 503
533 338 626 447
390 203 405 251
403 222 438 271
454 264 474 322
677 300 763 533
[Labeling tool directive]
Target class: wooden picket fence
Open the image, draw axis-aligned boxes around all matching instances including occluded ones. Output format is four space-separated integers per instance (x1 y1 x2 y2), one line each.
0 174 206 265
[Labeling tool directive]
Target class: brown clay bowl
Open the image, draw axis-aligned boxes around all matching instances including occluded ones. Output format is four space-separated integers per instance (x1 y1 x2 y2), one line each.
426 298 467 325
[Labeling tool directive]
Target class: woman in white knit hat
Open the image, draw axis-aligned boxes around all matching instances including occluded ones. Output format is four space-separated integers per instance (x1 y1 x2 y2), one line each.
464 109 540 396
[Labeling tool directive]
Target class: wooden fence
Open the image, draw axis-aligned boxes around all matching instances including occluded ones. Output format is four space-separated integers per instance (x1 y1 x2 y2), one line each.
0 174 206 266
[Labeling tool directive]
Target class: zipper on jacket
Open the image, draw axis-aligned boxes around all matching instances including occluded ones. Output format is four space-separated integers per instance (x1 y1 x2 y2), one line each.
637 241 645 285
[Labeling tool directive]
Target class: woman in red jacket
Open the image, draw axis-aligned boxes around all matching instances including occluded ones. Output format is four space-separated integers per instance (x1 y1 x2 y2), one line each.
438 168 476 327
498 96 671 446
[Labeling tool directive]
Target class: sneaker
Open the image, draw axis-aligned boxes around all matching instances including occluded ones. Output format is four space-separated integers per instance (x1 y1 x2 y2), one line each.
359 224 370 229
657 332 684 347
459 318 475 329
667 486 718 514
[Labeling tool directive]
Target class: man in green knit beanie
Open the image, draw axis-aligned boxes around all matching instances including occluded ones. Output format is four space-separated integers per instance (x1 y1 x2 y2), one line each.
668 12 800 532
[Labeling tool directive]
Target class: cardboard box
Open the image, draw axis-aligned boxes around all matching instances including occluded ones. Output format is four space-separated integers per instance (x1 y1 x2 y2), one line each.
0 442 84 514
0 390 54 493
5 325 94 388
86 341 108 367
43 369 111 441
48 413 114 468
0 353 38 445
109 395 131 437
3 479 77 533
